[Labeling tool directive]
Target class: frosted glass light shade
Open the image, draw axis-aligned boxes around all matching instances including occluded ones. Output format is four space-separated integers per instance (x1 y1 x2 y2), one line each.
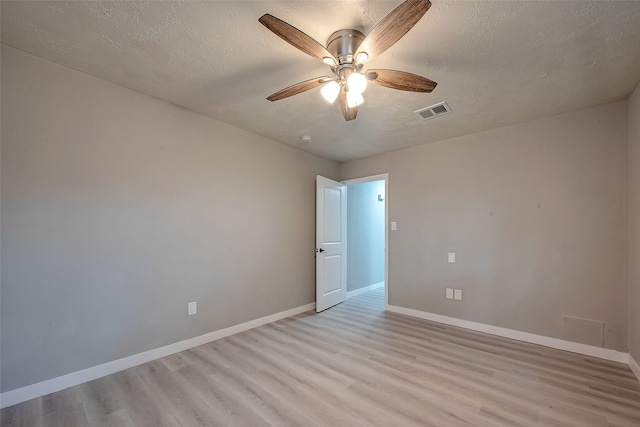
320 81 340 103
347 72 367 94
355 52 369 64
346 91 364 108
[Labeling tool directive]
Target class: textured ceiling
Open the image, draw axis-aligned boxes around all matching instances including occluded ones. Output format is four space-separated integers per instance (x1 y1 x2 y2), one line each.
2 1 640 162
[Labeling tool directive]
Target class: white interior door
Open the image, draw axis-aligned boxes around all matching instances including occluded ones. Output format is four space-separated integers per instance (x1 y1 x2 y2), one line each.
316 175 347 312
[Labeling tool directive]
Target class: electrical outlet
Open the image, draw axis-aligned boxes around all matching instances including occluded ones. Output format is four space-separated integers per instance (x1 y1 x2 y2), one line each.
391 221 397 231
448 252 456 263
446 288 454 299
454 289 462 301
188 302 197 315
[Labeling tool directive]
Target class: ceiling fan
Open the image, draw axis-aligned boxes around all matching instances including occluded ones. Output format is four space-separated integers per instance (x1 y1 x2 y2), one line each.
259 0 437 121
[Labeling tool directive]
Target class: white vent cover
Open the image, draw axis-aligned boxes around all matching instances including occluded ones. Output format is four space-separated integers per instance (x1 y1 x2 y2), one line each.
415 102 451 120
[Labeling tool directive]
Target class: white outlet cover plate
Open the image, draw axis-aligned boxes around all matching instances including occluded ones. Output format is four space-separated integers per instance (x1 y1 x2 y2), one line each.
446 288 454 299
454 289 462 300
391 221 397 231
448 252 456 263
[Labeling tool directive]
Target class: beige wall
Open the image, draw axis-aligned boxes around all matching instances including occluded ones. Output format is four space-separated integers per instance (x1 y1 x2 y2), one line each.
0 45 339 393
629 83 640 362
341 101 629 351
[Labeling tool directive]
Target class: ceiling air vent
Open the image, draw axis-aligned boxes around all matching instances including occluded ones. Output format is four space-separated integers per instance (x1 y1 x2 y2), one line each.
415 102 451 120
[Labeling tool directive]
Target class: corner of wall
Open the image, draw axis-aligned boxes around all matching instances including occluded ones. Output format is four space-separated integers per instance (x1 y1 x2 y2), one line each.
629 81 640 362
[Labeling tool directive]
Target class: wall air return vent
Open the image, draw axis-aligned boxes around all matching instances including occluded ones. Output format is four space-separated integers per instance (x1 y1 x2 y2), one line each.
415 102 451 120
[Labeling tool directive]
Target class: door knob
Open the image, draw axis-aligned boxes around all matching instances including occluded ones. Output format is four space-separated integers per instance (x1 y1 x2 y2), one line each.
316 248 325 253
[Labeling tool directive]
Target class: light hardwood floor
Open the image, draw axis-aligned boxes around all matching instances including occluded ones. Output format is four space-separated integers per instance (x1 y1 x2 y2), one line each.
2 288 640 426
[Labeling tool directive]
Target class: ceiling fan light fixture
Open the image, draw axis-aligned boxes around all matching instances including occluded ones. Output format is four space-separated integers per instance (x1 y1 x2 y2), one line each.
321 81 340 103
260 0 437 121
346 91 364 108
347 72 367 94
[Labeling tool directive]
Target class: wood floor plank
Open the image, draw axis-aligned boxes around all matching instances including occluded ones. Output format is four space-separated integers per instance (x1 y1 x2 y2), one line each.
2 287 639 426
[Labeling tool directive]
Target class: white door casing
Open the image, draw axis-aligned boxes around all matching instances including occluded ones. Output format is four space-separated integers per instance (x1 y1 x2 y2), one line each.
316 175 347 312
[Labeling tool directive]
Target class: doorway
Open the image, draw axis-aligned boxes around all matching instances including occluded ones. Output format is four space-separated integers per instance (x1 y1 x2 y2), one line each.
343 174 388 308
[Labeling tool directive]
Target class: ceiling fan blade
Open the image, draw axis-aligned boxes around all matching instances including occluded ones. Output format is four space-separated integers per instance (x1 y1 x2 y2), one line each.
266 76 330 101
339 86 358 121
259 14 337 64
366 69 437 92
356 0 432 63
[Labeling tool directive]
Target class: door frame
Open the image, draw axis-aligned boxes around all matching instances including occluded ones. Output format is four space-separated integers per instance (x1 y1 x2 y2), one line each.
341 173 389 309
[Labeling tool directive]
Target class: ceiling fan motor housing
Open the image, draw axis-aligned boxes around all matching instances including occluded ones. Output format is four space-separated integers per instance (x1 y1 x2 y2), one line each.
327 29 365 65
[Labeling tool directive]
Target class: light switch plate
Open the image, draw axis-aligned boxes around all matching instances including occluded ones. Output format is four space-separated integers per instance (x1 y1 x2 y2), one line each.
391 221 397 231
454 289 462 301
188 302 197 315
446 288 454 299
448 252 456 263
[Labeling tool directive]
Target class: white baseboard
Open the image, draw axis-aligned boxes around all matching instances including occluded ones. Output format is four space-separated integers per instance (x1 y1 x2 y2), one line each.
630 355 640 382
347 282 384 298
386 305 629 364
0 302 315 409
